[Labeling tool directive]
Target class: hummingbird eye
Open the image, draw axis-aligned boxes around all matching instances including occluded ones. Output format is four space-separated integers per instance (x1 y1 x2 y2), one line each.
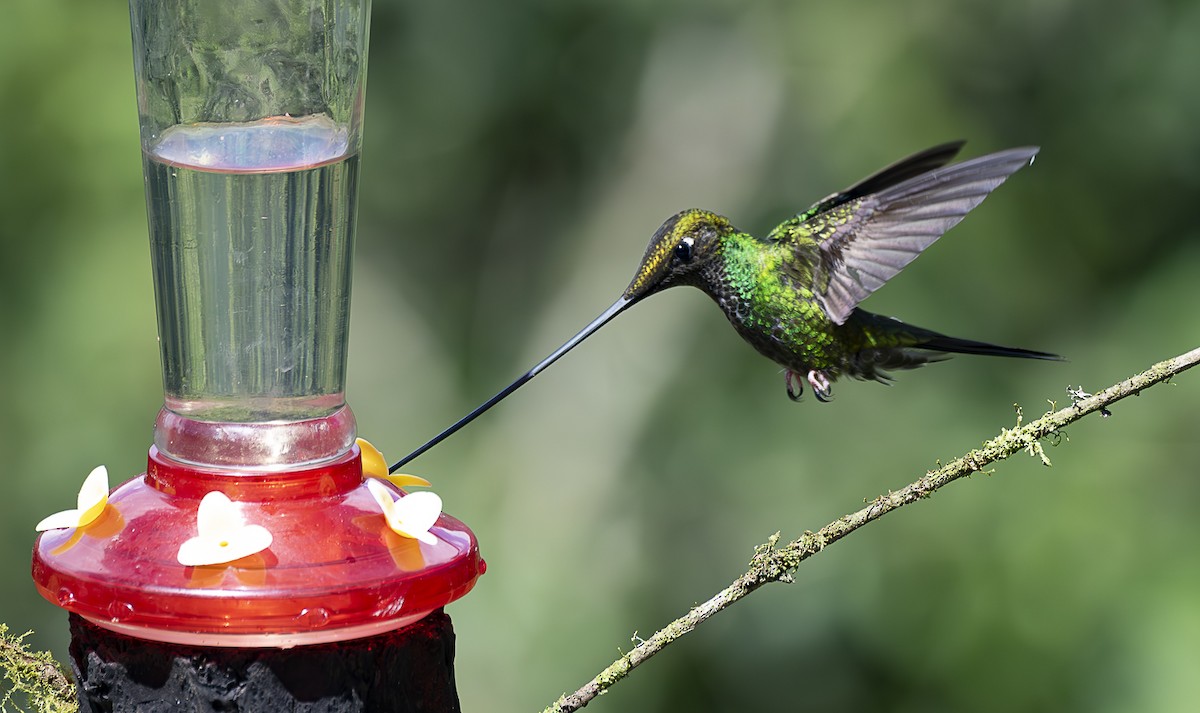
673 237 695 263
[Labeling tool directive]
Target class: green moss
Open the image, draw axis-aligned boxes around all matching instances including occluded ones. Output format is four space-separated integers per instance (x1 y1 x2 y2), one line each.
0 624 76 713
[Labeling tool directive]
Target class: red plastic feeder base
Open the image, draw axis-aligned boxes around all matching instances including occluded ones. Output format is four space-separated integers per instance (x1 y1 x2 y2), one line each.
33 445 483 647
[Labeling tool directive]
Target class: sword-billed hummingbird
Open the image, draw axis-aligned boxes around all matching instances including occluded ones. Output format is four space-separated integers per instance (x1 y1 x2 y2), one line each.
389 141 1059 471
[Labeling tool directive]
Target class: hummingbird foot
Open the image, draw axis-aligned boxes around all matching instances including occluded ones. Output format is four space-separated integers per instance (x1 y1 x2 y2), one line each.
807 370 833 402
785 370 804 402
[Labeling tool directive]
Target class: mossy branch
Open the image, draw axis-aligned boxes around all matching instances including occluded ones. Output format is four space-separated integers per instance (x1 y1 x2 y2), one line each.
0 625 75 713
543 345 1200 713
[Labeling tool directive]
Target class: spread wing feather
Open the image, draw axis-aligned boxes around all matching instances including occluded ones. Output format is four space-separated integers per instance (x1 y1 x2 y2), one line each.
791 141 966 221
768 145 1038 325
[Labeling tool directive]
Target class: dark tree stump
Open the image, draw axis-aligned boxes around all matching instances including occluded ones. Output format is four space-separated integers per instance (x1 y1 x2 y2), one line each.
68 610 460 712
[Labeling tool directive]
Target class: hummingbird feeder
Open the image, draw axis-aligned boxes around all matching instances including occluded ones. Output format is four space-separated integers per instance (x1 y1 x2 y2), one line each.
32 0 481 676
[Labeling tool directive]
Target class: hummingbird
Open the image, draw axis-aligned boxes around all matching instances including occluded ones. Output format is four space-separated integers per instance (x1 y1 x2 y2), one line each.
389 141 1060 472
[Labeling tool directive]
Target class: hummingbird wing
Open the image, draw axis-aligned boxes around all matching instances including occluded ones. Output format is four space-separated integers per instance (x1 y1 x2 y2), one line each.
786 141 965 223
768 145 1039 325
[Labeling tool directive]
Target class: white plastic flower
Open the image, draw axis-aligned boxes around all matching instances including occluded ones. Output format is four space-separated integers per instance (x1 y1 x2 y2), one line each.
177 491 273 567
366 478 442 545
36 465 110 531
356 438 432 489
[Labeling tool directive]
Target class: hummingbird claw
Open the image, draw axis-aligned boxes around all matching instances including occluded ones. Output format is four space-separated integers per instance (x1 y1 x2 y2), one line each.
785 370 804 402
808 370 833 402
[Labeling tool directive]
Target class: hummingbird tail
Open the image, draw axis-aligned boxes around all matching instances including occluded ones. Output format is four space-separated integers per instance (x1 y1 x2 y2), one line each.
916 334 1063 361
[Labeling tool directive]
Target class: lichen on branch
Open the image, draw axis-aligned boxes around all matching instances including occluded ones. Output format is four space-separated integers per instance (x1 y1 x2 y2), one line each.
0 625 75 713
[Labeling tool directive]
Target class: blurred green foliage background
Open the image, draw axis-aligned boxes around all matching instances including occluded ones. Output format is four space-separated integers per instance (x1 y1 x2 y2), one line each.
4 0 1200 711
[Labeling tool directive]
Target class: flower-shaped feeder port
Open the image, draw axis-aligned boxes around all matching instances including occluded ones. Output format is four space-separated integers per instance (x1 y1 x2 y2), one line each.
366 479 441 545
36 465 110 532
358 438 431 490
177 492 273 567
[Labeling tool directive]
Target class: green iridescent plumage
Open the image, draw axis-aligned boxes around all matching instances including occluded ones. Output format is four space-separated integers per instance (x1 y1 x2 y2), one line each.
389 142 1062 469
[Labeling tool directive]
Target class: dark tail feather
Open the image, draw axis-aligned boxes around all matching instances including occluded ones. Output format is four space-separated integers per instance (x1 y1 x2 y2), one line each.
917 334 1063 361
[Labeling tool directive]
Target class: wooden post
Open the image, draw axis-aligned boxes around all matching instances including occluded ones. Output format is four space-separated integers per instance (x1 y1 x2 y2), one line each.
68 610 460 712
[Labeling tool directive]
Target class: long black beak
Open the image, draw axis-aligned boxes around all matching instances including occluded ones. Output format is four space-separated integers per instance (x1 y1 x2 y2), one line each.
388 296 635 472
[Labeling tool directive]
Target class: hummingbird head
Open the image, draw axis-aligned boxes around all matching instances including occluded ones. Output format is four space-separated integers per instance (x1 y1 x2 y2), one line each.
623 209 734 301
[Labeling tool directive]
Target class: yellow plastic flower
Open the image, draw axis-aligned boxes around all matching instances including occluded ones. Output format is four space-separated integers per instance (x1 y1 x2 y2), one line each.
36 465 110 531
356 437 431 489
366 479 441 545
177 491 273 567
